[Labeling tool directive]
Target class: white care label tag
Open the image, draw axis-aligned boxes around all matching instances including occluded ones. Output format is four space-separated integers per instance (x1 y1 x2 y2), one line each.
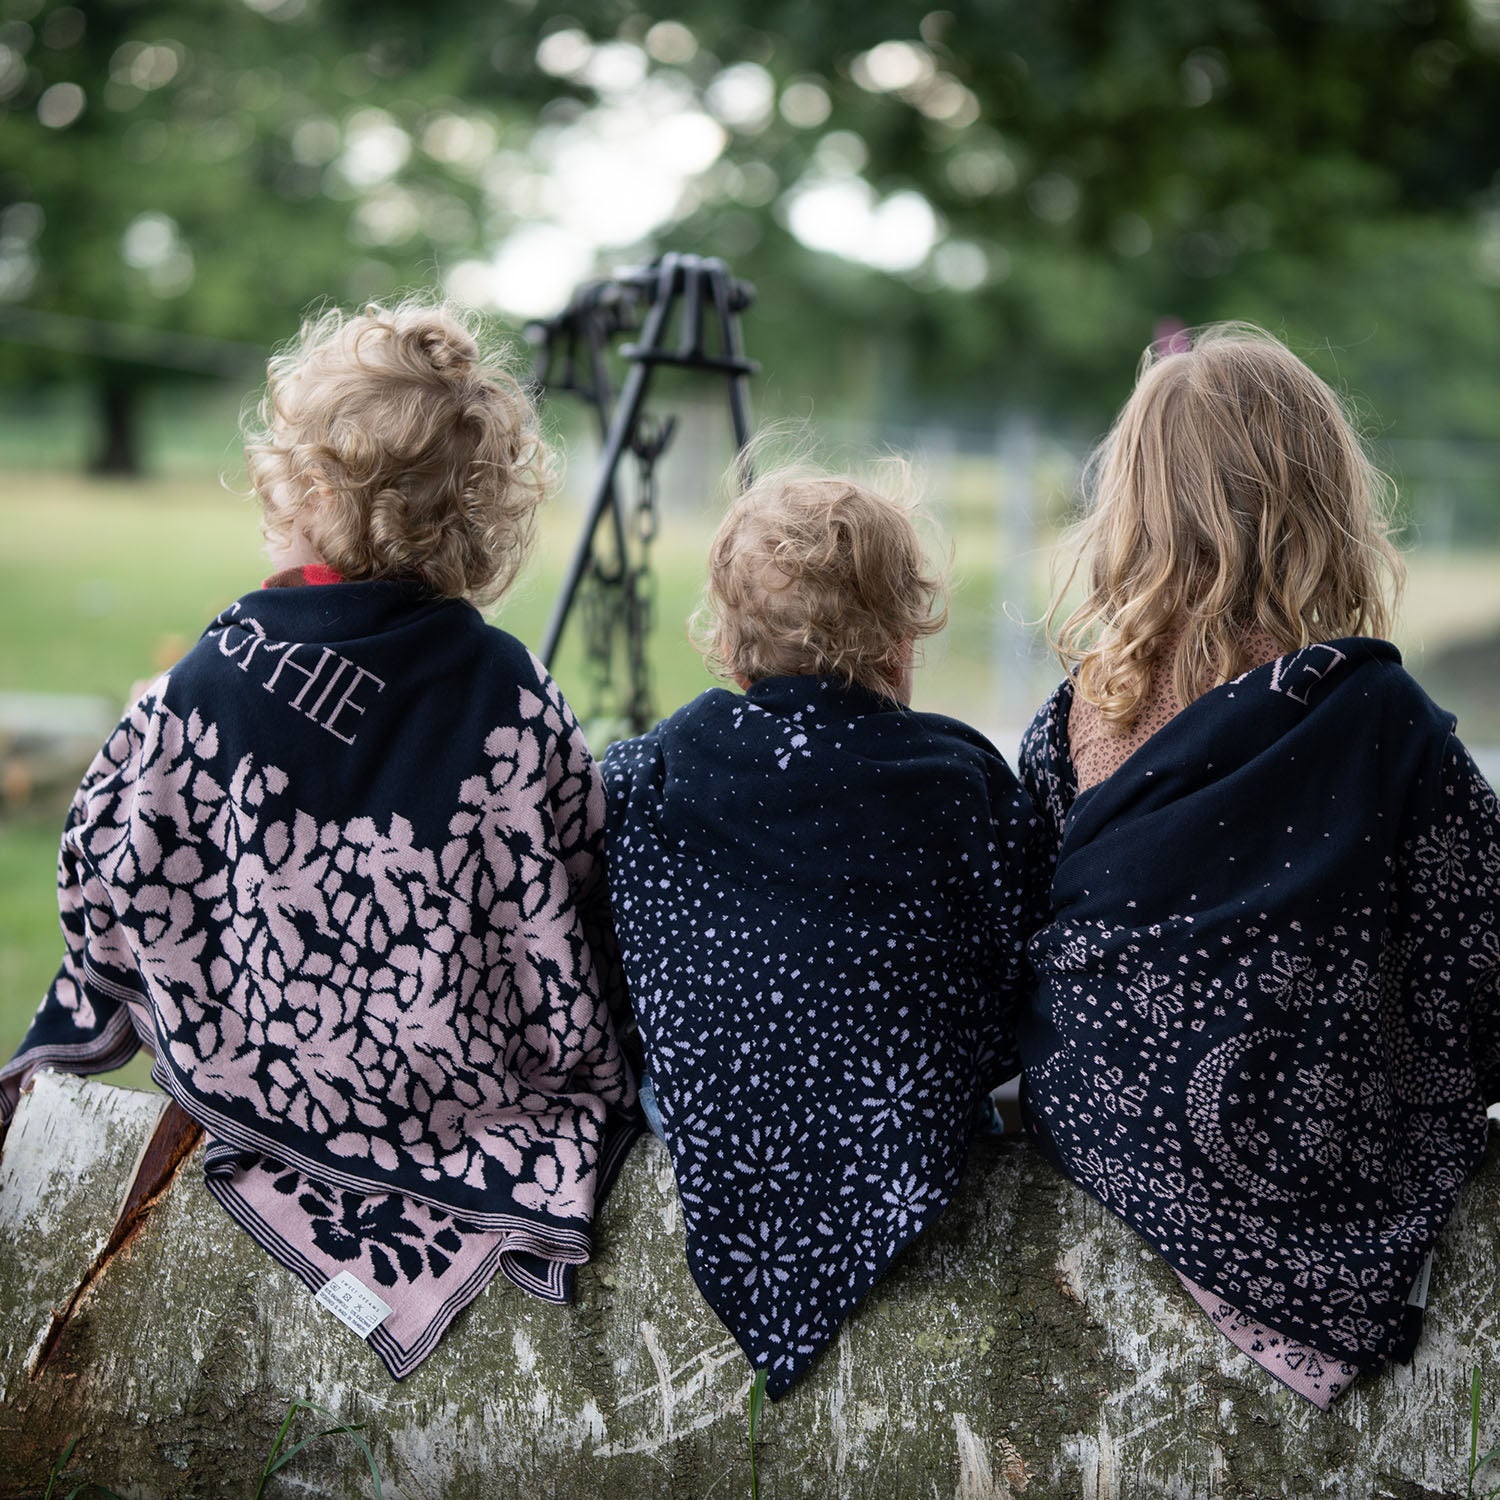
314 1272 392 1337
1406 1252 1435 1310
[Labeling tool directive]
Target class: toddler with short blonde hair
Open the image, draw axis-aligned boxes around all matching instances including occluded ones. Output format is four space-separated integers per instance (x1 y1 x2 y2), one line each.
693 469 946 700
245 299 547 606
602 463 1045 1397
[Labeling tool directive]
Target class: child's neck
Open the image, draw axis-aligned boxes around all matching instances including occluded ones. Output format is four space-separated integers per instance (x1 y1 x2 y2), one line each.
262 563 345 589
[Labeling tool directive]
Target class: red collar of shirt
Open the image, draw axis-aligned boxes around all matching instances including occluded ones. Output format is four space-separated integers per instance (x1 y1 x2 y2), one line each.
262 564 345 589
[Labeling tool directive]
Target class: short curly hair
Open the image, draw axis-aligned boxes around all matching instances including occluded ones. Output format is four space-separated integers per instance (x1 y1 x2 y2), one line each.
692 466 948 695
243 297 552 607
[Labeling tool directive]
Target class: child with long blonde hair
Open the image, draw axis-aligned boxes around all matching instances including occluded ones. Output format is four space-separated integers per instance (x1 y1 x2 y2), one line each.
1020 323 1499 1406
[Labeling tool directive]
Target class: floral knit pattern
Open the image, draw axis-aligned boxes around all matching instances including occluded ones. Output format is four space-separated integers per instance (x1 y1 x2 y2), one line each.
603 676 1046 1397
1017 640 1500 1372
40 683 623 1224
1 582 638 1378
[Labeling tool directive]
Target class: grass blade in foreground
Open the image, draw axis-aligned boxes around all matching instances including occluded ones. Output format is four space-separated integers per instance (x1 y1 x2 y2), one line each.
1469 1365 1500 1500
254 1398 385 1499
42 1437 125 1500
748 1367 768 1500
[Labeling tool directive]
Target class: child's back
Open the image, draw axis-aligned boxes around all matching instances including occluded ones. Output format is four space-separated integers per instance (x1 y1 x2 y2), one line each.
602 469 1045 1396
1021 323 1500 1406
0 300 637 1378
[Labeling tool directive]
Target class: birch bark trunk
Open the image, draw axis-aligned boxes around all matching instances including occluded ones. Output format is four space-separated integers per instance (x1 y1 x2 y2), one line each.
1 1073 1495 1499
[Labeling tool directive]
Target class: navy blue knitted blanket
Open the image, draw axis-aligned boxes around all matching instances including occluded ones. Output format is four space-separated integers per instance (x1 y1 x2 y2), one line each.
603 676 1045 1396
1018 638 1500 1368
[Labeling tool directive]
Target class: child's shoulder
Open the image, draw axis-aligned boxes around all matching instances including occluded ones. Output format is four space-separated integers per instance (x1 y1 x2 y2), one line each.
473 618 552 681
877 708 1028 805
601 688 737 773
428 611 575 711
905 706 1012 762
1228 636 1453 746
1346 640 1455 734
1020 680 1075 766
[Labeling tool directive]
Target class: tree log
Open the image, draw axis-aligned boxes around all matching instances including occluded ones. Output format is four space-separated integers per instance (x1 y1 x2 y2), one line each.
1 1073 1496 1498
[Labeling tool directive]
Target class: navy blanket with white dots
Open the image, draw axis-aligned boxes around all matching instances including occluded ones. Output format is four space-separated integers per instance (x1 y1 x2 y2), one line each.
1018 637 1500 1371
602 675 1046 1397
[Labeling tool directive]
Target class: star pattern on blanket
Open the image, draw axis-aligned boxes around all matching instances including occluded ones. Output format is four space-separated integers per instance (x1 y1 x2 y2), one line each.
603 677 1045 1397
1018 643 1500 1371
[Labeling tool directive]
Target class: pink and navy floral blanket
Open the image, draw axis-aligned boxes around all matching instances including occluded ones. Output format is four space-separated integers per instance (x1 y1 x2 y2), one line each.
0 578 639 1377
1018 638 1500 1371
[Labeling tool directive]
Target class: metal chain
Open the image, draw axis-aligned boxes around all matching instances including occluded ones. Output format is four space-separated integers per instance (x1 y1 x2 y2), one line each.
577 412 673 740
578 557 617 731
623 416 667 734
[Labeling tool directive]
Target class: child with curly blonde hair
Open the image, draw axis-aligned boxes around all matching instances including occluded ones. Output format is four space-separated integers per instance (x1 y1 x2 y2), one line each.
1020 323 1500 1406
601 466 1047 1397
1 298 638 1379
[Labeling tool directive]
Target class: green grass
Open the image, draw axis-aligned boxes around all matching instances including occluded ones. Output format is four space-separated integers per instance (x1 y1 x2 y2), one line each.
41 1435 123 1499
41 1397 384 1498
747 1368 768 1500
1471 1366 1500 1500
0 384 249 479
0 471 728 709
2 466 1497 1073
254 1399 384 1499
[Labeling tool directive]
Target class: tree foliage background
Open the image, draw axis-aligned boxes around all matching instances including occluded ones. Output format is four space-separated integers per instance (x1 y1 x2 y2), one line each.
1 0 1498 527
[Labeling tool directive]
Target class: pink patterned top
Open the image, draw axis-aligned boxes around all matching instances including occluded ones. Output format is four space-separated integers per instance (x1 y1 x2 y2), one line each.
0 569 639 1379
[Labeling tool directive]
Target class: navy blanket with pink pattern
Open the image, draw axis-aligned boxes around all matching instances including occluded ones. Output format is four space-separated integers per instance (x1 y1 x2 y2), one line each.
0 579 639 1377
1018 638 1500 1372
602 676 1047 1397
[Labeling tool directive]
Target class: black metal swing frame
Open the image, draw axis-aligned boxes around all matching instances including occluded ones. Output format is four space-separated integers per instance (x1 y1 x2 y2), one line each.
526 252 757 736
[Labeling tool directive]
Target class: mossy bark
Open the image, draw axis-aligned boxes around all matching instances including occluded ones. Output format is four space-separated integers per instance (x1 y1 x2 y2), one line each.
1 1073 1496 1499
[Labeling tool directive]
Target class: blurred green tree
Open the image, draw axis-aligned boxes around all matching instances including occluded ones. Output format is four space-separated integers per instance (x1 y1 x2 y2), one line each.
0 0 523 470
455 0 1500 527
2 0 1499 510
474 0 1500 431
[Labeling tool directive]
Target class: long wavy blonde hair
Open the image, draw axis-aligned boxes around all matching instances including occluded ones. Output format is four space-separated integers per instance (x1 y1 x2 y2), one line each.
1050 323 1404 728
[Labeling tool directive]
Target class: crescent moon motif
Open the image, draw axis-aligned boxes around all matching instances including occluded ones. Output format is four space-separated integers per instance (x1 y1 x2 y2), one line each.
1185 1028 1299 1205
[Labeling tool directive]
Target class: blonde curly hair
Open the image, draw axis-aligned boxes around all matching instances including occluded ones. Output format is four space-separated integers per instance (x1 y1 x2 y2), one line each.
692 466 947 697
244 297 552 607
1051 323 1404 728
